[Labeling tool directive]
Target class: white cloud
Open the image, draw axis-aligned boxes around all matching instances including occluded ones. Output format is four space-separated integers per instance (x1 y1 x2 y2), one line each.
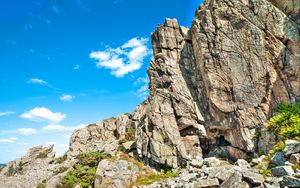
0 137 18 143
20 107 66 123
74 64 80 70
60 94 73 102
134 76 149 100
17 150 26 154
18 128 38 135
0 111 15 117
90 37 151 77
28 78 48 85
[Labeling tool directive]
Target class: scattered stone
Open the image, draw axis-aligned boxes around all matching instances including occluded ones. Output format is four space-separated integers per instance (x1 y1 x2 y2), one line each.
270 152 285 167
242 171 264 186
190 157 204 168
194 178 219 188
289 153 300 164
235 159 250 168
271 166 294 177
279 176 300 188
203 157 222 167
283 140 300 157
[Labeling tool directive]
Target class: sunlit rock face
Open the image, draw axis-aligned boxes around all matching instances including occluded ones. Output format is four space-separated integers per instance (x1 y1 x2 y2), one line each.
134 0 300 167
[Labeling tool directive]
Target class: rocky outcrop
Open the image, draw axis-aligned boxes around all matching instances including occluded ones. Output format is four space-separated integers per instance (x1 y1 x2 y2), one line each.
0 145 64 187
135 0 300 167
0 0 299 187
69 114 132 156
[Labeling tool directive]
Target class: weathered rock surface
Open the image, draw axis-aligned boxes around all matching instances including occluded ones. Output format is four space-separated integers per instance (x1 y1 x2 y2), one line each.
0 145 71 188
69 114 132 156
0 0 299 187
94 159 140 188
283 140 300 156
271 166 294 177
133 0 300 168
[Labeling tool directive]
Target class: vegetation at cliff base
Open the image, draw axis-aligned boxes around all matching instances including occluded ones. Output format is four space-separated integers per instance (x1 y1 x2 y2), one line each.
267 102 300 140
258 102 300 176
58 151 111 188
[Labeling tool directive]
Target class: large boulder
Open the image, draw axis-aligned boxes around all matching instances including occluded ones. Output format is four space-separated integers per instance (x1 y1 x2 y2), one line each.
94 159 140 188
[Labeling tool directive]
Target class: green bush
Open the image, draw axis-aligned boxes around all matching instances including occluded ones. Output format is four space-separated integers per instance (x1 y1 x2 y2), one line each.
59 151 111 188
76 152 111 166
134 168 180 186
55 154 68 164
54 166 68 175
267 102 300 139
60 165 96 188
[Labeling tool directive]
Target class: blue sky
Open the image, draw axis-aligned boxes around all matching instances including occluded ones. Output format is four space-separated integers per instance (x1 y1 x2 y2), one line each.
0 0 203 163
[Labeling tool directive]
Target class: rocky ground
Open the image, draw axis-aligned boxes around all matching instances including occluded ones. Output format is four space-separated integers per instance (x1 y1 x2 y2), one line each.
0 0 299 187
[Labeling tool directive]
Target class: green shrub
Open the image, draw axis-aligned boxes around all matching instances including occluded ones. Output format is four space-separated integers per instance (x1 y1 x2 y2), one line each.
76 151 111 166
60 165 96 188
55 154 68 164
267 102 300 140
59 151 110 188
276 102 300 115
54 166 68 175
134 168 180 186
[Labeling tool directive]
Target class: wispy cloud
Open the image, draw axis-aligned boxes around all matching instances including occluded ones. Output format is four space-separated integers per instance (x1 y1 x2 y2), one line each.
18 128 38 136
76 0 90 11
20 107 66 123
0 137 18 143
134 76 149 100
24 24 34 31
74 64 80 70
90 37 151 78
60 94 74 102
52 4 62 14
0 111 15 117
28 78 48 86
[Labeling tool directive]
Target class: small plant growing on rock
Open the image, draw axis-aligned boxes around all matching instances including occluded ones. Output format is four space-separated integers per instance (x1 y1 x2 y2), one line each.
55 154 68 164
118 127 136 144
36 152 48 159
58 151 111 188
76 151 111 166
54 166 68 175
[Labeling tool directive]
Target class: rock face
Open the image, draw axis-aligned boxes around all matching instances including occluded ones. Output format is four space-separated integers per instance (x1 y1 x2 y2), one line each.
0 145 60 187
69 114 132 156
135 0 300 167
0 0 299 187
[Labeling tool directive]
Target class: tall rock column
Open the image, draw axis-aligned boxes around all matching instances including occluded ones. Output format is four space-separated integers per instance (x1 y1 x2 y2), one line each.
134 19 206 168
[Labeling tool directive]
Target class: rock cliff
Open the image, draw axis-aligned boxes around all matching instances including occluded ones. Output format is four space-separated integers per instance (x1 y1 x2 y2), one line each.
135 0 300 168
0 0 299 187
